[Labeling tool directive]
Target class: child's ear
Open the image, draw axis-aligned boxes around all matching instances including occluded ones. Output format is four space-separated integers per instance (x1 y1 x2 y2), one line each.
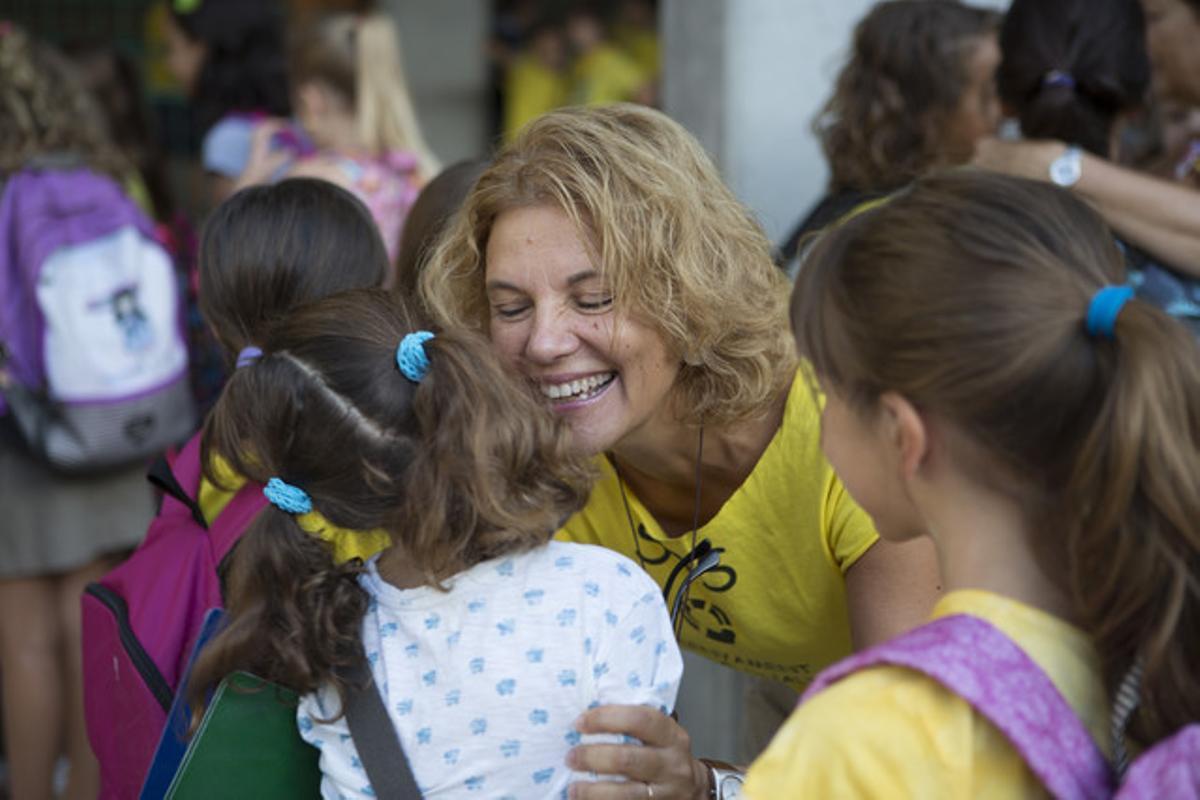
878 391 928 479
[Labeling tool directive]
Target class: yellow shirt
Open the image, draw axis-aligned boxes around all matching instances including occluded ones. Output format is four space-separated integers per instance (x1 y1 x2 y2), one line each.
614 26 661 80
744 590 1110 799
569 45 647 106
504 54 568 143
198 454 390 564
558 371 878 689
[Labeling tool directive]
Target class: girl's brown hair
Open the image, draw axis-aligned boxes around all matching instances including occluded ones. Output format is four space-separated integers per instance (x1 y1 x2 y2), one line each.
421 103 796 426
188 288 593 717
198 178 388 365
818 0 999 193
0 24 127 179
793 170 1200 746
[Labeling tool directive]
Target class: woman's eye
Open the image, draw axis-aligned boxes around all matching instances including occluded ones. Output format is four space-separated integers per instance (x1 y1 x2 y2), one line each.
493 304 530 319
577 296 613 312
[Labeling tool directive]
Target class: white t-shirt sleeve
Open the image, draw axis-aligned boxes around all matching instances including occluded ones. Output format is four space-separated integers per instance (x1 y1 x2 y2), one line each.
298 685 377 800
589 563 683 716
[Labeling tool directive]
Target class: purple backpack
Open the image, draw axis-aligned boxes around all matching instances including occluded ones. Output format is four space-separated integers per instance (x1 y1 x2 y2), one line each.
804 614 1200 799
81 431 267 799
0 166 194 471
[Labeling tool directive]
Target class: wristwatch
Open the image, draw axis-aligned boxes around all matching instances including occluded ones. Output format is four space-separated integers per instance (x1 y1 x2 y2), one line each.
1049 145 1083 188
703 759 745 799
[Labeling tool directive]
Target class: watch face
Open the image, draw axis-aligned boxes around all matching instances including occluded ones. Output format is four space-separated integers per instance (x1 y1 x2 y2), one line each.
1050 148 1082 187
719 774 744 799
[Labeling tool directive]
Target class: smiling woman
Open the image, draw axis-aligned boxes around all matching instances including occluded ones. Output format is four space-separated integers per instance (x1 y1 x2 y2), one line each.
421 103 942 799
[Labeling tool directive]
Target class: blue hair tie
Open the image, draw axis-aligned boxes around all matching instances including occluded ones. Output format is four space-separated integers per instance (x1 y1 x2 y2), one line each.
1043 70 1076 90
396 331 435 383
236 346 262 368
1085 286 1135 339
263 477 313 515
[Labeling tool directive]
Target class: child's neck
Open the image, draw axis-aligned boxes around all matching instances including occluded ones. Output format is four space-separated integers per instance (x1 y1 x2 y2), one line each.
375 545 427 590
921 475 1076 623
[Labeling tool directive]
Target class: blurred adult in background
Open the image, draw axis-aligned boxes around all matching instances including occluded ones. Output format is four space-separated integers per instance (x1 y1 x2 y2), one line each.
992 0 1200 337
974 0 1200 275
565 6 654 107
613 0 661 89
503 20 569 143
777 0 1001 272
162 0 292 206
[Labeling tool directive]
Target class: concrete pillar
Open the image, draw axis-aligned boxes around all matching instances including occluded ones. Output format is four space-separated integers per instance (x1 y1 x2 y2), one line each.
384 0 490 164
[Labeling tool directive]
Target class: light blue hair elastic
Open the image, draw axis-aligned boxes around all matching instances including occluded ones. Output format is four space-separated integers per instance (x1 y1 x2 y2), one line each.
396 331 435 383
236 346 262 368
1085 285 1135 339
263 477 313 515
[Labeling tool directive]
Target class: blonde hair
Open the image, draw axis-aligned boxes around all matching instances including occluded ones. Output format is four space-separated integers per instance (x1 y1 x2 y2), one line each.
421 103 796 426
290 12 440 179
0 25 127 179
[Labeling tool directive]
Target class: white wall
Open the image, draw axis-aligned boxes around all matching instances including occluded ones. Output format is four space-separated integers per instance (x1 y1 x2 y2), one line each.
384 0 490 165
665 0 879 245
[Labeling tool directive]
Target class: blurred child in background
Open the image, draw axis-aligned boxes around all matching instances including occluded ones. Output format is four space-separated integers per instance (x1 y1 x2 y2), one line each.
239 11 440 273
0 26 161 800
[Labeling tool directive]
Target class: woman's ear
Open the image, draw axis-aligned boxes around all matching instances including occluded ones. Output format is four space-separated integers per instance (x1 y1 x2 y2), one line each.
878 391 929 479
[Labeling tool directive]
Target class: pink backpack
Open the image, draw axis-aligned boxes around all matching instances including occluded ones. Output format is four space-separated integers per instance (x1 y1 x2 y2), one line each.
804 614 1200 800
81 431 266 799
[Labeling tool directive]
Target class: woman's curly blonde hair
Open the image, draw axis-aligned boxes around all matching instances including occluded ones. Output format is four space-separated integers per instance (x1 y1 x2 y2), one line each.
0 24 127 178
421 103 796 426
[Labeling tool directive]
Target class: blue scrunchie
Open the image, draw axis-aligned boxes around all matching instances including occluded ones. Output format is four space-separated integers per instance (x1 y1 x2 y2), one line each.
1085 286 1135 339
263 477 313 515
396 331 436 383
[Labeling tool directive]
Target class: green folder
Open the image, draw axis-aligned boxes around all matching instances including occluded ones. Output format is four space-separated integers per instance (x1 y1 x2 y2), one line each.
164 671 322 799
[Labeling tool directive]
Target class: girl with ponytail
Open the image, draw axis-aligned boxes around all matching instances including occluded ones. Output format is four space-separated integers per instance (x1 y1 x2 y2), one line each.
744 171 1200 797
188 289 683 799
241 12 440 272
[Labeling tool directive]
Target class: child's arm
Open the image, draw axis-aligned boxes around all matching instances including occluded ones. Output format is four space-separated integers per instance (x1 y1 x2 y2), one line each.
567 564 700 798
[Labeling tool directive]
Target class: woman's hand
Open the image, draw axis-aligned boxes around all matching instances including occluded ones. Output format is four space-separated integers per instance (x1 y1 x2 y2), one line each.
567 705 710 799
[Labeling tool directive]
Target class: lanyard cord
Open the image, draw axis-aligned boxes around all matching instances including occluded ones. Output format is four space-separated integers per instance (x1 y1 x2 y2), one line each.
613 425 706 640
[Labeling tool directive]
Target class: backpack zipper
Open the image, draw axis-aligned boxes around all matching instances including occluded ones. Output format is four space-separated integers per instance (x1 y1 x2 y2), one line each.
85 583 174 713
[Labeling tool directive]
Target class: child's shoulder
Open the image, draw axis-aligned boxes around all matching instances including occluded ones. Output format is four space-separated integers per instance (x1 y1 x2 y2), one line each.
746 667 976 797
534 540 659 585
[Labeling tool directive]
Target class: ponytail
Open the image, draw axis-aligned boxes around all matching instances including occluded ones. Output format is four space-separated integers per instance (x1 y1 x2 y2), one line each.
389 328 594 585
354 13 440 180
997 0 1150 157
1066 301 1200 745
186 506 367 728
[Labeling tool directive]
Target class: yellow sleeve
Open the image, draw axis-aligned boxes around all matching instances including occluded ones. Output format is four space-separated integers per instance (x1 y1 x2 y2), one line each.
743 670 965 798
824 458 879 574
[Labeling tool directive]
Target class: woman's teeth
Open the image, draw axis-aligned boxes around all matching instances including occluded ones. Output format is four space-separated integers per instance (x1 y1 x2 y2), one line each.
541 373 615 402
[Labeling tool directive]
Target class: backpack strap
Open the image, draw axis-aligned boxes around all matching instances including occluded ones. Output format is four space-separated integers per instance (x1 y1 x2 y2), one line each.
147 433 207 527
146 432 267 564
803 614 1112 800
341 659 423 799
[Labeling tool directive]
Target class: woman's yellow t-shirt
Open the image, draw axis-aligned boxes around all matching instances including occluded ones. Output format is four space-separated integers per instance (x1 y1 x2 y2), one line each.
557 370 878 689
198 454 390 564
743 590 1109 798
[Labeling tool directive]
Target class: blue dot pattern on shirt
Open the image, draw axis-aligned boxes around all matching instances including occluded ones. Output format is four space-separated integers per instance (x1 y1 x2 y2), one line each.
296 540 684 800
